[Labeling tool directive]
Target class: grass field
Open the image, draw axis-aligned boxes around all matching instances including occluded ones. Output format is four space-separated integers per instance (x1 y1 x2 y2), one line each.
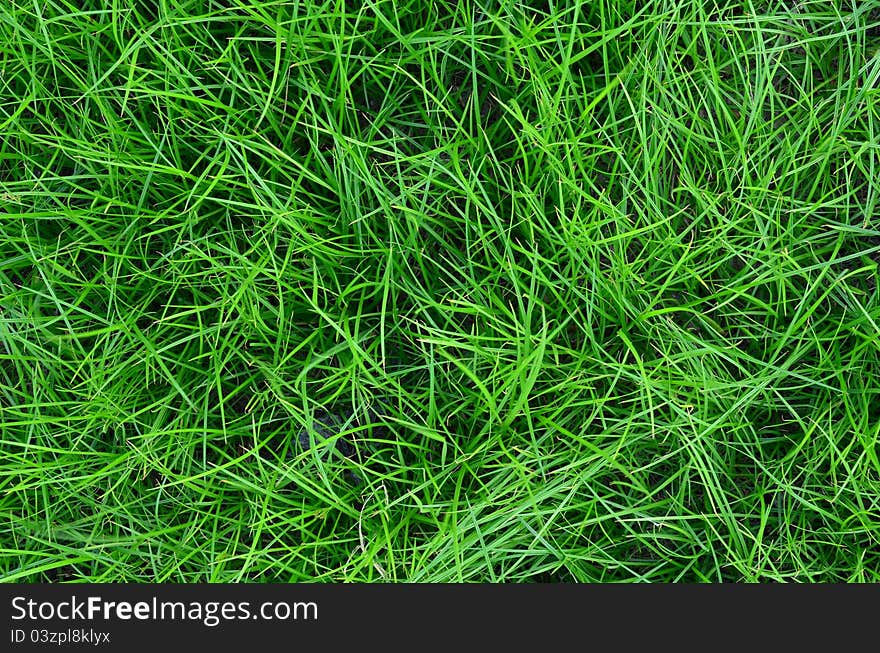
1 0 879 582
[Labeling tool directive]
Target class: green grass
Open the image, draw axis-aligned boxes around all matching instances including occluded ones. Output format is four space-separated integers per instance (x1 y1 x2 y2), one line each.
1 0 879 582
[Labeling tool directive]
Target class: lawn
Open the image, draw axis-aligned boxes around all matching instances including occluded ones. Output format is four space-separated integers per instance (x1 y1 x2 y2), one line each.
1 0 879 582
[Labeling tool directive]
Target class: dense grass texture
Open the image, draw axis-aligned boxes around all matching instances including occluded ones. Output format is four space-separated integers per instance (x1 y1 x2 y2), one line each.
1 0 880 582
